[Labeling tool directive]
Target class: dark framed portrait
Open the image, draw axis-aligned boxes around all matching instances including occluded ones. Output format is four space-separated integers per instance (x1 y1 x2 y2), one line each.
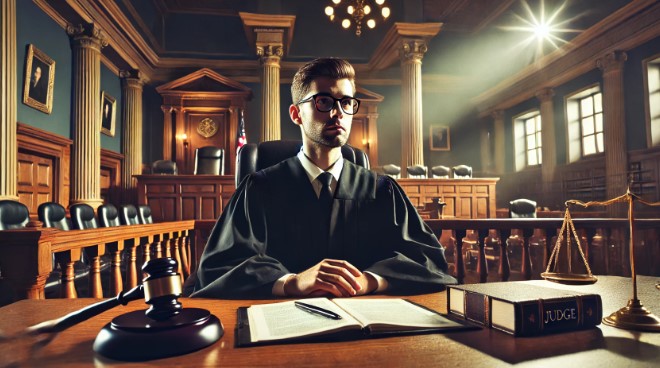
100 91 117 137
430 125 450 151
22 44 55 114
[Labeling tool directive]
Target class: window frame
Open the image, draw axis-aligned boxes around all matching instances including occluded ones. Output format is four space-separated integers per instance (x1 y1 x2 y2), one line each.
512 109 542 172
643 53 660 148
564 84 603 163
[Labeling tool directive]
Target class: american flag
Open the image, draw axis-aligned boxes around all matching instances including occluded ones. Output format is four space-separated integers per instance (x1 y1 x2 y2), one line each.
237 109 247 154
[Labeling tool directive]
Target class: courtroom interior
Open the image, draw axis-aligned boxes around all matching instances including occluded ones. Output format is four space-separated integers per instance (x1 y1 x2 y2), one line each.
0 0 659 366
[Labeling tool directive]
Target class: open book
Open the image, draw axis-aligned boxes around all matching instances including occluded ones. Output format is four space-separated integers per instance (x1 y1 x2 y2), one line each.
236 297 477 347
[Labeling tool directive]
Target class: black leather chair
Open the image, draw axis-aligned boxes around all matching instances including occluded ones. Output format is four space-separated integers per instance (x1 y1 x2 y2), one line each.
382 164 401 179
138 205 153 224
152 160 178 175
509 199 537 218
120 204 140 225
452 165 472 178
98 204 121 227
235 140 370 186
38 202 71 230
431 165 451 178
70 203 99 230
407 165 428 179
194 146 225 175
0 200 29 230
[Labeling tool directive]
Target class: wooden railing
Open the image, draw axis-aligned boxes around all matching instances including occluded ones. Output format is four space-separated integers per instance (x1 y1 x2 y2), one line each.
0 220 195 301
1 218 658 301
426 218 660 284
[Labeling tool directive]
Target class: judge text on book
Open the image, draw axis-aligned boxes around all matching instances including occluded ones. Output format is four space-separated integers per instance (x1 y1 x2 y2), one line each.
192 58 456 298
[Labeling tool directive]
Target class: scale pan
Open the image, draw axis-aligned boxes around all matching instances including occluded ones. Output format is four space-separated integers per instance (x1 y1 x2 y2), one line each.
541 272 598 285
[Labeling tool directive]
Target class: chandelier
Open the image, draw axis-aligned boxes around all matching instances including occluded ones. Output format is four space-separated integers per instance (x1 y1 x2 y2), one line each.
325 0 391 36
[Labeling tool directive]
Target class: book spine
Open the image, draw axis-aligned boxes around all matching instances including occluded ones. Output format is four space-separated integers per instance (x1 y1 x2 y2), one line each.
510 295 602 336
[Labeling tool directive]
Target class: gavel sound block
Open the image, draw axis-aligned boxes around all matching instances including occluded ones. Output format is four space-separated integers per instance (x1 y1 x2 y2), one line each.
91 257 223 361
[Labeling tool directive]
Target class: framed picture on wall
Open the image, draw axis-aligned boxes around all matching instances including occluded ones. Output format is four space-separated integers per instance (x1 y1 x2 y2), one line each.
22 44 55 114
100 91 116 137
430 125 450 151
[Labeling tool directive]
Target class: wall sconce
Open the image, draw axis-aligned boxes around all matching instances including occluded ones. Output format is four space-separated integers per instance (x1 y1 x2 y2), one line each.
180 133 189 148
361 138 370 148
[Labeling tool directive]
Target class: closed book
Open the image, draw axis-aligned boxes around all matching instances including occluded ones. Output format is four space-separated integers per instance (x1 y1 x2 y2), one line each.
447 282 602 336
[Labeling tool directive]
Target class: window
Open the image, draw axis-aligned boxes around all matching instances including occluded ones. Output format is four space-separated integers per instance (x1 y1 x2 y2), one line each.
645 56 660 146
513 110 542 171
566 85 603 162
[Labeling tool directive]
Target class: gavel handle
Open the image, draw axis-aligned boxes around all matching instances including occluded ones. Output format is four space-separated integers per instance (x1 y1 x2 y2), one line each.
24 285 144 335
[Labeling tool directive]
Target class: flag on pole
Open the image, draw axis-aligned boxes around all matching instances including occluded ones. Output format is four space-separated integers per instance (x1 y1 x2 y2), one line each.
237 109 247 154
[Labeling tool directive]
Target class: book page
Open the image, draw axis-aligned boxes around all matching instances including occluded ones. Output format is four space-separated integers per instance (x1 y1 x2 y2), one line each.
333 298 464 332
247 298 361 343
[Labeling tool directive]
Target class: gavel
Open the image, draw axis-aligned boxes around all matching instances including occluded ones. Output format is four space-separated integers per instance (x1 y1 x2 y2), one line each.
17 258 223 361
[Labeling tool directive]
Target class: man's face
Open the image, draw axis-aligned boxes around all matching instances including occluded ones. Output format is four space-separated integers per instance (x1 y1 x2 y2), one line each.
33 66 41 84
290 77 354 148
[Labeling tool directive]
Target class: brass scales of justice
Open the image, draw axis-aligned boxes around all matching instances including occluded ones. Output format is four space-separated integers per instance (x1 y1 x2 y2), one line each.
541 186 660 332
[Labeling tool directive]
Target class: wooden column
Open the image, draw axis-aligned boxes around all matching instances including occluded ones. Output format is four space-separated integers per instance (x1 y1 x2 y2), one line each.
536 88 557 197
161 105 173 161
0 0 17 200
257 39 283 142
492 110 505 175
68 23 106 209
174 106 186 173
120 70 145 204
597 51 628 216
400 39 427 176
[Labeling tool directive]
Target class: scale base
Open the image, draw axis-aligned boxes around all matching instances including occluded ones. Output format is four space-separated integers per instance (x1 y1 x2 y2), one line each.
602 298 660 332
93 308 223 361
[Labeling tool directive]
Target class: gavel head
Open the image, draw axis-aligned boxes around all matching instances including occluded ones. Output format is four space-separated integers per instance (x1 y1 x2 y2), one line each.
141 258 183 321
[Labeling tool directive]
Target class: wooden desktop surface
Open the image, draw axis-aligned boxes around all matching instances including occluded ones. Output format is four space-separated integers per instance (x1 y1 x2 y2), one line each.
0 276 658 367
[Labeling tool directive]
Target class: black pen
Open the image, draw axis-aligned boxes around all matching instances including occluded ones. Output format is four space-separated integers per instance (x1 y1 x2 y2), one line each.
294 301 342 320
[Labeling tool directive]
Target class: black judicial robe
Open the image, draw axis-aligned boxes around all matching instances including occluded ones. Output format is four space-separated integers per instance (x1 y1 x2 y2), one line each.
192 158 456 298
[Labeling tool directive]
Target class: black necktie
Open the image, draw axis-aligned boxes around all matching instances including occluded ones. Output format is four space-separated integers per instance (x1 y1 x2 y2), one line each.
317 172 334 240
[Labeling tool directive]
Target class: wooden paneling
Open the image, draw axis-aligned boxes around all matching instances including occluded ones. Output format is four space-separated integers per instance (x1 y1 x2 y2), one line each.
100 149 124 205
136 175 235 221
16 151 53 212
397 178 499 218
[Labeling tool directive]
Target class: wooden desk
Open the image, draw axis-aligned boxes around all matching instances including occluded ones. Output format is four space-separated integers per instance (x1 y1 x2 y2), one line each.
135 174 235 222
397 178 499 218
0 276 658 367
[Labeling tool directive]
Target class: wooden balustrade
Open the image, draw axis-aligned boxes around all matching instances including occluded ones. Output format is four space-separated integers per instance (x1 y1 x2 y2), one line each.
0 220 195 301
425 218 660 284
1 218 658 302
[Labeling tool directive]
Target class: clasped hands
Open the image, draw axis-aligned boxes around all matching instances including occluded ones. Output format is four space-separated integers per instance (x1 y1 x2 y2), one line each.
283 259 378 297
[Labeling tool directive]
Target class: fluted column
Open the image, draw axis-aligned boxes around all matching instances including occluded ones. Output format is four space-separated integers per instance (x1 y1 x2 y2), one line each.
491 111 505 175
68 23 106 209
0 0 17 200
258 44 283 142
597 51 628 216
161 105 173 161
400 39 427 176
536 88 557 197
120 70 144 205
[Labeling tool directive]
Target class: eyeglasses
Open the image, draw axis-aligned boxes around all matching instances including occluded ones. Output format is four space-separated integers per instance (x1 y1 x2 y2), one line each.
297 93 361 115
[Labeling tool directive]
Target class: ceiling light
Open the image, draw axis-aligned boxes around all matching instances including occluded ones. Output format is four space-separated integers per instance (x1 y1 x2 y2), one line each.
325 0 391 36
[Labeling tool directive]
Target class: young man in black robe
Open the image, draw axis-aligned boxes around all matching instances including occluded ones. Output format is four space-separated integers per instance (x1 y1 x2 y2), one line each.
192 58 456 298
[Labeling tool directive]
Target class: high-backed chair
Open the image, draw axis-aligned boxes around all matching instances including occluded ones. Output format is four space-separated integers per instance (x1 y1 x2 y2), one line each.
119 204 140 225
407 165 428 179
0 200 29 230
431 165 451 178
38 202 71 230
509 199 537 218
235 140 370 186
152 160 178 175
98 204 121 227
382 164 401 179
138 205 153 224
452 165 472 178
194 146 225 175
70 203 99 230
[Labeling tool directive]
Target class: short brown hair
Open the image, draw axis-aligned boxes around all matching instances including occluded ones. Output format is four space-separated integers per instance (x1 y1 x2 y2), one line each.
291 58 356 105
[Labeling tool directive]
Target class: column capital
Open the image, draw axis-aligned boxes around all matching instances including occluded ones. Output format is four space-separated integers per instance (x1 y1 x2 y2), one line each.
120 69 147 85
257 44 283 65
491 110 505 121
161 105 173 114
67 22 107 50
535 88 555 103
596 51 627 73
400 39 428 64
